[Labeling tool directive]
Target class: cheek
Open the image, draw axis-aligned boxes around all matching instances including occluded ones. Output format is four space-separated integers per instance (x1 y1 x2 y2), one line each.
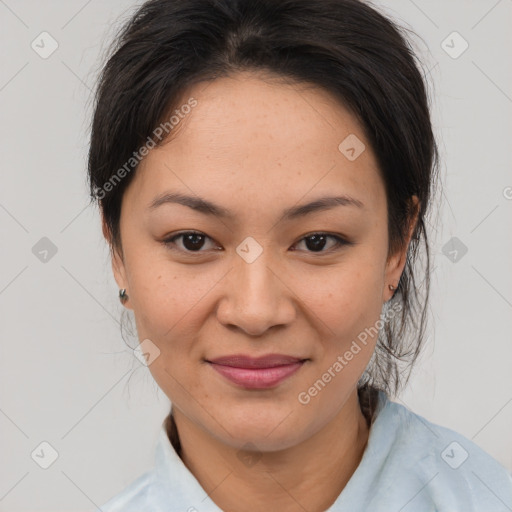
293 258 385 342
126 260 229 400
291 266 383 417
129 268 212 402
126 249 219 339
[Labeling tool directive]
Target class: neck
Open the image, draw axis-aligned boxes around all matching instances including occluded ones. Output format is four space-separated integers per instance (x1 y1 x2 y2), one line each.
170 388 372 512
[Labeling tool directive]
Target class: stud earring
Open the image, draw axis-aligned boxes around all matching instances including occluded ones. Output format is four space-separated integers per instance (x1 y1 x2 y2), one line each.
388 284 396 291
119 288 129 304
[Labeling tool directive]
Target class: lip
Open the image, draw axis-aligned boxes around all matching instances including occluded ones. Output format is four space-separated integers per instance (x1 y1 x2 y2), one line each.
206 354 307 389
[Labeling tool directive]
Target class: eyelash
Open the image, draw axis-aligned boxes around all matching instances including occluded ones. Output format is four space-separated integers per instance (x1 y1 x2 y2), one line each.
161 231 352 256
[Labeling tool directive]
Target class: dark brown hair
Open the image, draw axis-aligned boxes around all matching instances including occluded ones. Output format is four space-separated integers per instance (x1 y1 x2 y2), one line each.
88 0 439 437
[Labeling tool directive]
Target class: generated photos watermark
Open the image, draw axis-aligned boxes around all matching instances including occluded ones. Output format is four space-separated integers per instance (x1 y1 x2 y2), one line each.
93 97 198 200
298 301 403 405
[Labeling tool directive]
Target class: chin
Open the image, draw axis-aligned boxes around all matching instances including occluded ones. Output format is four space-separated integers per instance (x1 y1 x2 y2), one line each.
210 407 306 452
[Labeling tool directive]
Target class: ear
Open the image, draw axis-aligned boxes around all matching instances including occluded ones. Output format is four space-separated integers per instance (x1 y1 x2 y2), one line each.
383 195 420 302
102 212 132 309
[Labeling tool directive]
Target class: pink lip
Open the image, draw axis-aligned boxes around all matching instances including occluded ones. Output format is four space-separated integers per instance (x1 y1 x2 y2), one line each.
207 354 307 389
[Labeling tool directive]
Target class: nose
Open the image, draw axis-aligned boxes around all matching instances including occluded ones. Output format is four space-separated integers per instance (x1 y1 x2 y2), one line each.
216 249 296 337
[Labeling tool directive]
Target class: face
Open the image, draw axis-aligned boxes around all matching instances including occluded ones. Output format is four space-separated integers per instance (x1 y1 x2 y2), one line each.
107 71 411 451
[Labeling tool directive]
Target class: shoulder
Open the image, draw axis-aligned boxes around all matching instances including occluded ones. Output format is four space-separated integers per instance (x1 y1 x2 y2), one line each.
379 395 512 509
93 425 222 512
94 470 156 512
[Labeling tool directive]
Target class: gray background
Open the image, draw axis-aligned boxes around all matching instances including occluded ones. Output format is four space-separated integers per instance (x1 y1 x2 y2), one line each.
1 0 511 510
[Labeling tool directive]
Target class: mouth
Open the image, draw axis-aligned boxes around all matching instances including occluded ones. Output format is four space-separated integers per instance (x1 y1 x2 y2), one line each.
205 354 309 389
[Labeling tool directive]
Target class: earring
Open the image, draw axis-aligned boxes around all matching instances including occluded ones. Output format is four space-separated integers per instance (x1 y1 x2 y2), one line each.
388 284 396 291
119 288 129 304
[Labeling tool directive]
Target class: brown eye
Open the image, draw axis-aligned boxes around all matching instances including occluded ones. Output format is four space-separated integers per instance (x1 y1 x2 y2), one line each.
293 233 351 253
162 231 351 255
162 231 218 253
180 233 206 251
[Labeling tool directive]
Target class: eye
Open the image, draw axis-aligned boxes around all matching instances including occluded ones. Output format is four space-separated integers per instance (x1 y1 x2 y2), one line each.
292 233 351 253
161 231 352 255
162 231 220 253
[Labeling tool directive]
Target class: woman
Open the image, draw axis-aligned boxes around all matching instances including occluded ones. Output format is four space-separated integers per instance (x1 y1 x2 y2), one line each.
89 0 512 510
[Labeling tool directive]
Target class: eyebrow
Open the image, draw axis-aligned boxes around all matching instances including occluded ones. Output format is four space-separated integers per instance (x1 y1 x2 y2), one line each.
147 191 364 222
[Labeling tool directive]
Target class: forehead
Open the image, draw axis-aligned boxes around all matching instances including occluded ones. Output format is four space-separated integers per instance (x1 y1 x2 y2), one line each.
124 71 385 215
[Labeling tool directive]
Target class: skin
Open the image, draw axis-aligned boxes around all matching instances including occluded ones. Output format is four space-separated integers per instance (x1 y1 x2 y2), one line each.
104 71 418 512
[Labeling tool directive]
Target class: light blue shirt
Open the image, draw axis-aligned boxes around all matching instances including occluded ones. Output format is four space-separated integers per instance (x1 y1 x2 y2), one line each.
96 391 512 511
